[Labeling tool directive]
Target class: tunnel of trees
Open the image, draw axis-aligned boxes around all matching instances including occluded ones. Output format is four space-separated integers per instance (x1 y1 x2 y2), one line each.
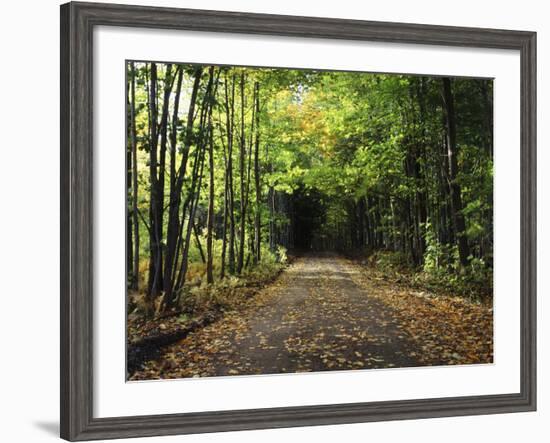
126 62 493 315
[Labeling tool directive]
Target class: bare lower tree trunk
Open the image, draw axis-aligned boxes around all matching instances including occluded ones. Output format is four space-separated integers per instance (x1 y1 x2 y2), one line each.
237 71 246 274
441 77 470 268
253 82 261 264
267 156 275 252
129 62 140 291
168 135 205 306
147 63 162 304
415 78 428 263
176 144 207 298
220 182 228 279
126 65 133 289
173 78 214 296
206 112 215 284
174 67 219 302
357 197 365 249
154 65 174 294
225 74 237 275
162 67 202 308
193 222 206 264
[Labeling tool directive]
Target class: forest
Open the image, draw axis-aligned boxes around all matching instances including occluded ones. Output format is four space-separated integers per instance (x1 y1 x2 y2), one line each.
126 62 493 380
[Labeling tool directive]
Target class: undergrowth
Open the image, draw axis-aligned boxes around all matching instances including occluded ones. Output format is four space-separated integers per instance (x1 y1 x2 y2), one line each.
128 245 289 326
366 249 492 302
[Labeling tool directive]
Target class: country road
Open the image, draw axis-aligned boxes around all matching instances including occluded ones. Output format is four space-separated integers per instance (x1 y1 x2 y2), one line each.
131 254 493 380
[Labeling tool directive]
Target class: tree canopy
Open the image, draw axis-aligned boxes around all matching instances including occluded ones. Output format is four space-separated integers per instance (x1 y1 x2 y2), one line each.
126 62 493 316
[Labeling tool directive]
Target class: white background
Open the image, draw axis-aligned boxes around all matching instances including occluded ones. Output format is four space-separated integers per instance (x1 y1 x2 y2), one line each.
0 0 547 442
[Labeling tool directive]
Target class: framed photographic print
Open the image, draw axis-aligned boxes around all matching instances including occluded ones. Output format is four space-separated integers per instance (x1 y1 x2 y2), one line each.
60 1 536 440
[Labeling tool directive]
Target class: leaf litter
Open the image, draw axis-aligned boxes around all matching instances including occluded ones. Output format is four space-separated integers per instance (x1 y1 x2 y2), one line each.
130 255 492 381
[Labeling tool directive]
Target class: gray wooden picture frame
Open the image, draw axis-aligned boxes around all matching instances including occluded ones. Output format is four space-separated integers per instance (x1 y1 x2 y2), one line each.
60 1 536 440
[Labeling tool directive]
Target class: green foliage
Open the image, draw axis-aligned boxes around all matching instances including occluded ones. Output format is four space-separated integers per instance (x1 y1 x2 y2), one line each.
127 61 493 311
275 245 288 264
371 250 410 273
422 222 455 274
369 248 491 301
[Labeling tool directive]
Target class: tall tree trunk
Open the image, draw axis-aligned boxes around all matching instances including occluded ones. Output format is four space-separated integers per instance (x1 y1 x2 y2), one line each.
441 77 470 268
414 77 428 264
147 63 162 303
169 132 205 304
357 197 366 249
220 182 228 279
226 74 237 275
162 67 202 308
480 80 493 158
253 82 261 264
364 197 373 249
126 65 133 289
176 142 207 300
174 67 219 301
155 65 174 290
206 110 215 284
129 62 140 291
268 157 275 252
438 134 453 246
173 88 213 297
237 72 246 274
193 222 206 264
152 64 174 296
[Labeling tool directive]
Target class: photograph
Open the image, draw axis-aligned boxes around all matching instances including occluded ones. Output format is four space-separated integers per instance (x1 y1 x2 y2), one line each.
126 62 494 381
53 1 539 440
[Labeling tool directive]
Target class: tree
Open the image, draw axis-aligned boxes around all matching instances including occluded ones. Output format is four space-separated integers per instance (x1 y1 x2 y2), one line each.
127 62 493 316
253 81 262 263
128 62 140 291
441 77 470 268
206 82 216 284
162 66 203 308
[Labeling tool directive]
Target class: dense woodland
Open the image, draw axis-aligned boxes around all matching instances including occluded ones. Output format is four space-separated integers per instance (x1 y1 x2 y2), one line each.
126 62 493 317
